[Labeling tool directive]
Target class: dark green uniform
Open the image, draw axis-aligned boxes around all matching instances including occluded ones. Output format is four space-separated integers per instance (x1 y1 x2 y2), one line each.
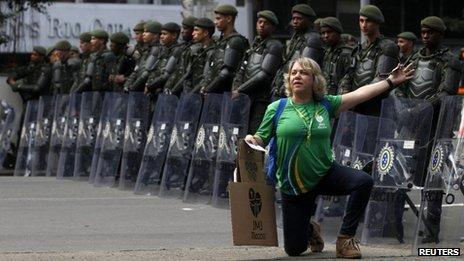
72 49 116 92
124 40 160 92
396 47 461 103
196 31 249 93
164 41 195 94
233 36 283 133
399 49 417 65
51 58 80 94
321 42 352 95
146 42 183 94
7 60 51 101
181 42 215 93
110 52 136 92
70 51 91 93
338 36 398 116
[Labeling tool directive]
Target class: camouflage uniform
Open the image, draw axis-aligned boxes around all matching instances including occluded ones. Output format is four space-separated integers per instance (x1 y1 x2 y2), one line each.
233 35 283 132
322 42 352 95
8 59 51 101
110 52 135 92
124 21 162 92
338 36 398 116
196 31 249 94
146 43 183 93
271 4 324 98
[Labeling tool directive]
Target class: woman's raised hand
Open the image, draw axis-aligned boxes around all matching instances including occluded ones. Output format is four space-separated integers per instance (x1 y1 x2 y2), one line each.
388 63 415 86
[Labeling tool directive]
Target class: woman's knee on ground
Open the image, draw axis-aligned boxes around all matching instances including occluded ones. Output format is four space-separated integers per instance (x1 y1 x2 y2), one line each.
284 242 308 256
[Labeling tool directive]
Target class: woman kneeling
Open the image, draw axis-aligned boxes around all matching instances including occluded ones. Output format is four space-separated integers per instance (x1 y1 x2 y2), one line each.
245 57 413 259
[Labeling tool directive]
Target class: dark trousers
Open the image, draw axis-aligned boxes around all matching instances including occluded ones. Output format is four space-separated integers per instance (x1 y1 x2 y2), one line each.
281 162 373 256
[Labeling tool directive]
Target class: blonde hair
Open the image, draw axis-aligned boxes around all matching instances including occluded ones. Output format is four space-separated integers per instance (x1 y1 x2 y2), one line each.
284 57 327 101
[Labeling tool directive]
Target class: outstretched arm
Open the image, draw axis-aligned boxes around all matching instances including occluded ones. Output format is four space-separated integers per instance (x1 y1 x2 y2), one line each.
338 64 414 113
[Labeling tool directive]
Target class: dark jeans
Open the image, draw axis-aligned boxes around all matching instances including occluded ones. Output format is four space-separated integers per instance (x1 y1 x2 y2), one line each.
281 162 373 256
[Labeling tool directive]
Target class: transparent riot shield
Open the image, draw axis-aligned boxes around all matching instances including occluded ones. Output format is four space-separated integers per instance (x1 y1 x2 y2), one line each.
134 94 178 195
46 95 69 177
314 112 357 238
0 100 16 168
413 96 464 253
14 100 38 177
352 114 380 172
183 93 223 204
56 93 82 178
88 94 111 184
94 92 128 187
362 97 434 246
314 112 355 226
332 111 357 167
158 92 202 198
211 93 251 208
119 92 150 190
314 112 380 242
73 92 103 180
30 96 55 176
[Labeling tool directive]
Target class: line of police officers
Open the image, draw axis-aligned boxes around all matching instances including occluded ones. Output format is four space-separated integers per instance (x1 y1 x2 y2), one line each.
7 4 462 136
7 3 463 132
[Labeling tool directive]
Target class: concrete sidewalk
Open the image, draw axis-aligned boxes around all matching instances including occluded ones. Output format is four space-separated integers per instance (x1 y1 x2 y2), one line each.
0 177 444 260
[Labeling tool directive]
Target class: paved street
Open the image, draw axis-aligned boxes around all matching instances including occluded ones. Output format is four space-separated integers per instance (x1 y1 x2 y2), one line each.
0 176 454 260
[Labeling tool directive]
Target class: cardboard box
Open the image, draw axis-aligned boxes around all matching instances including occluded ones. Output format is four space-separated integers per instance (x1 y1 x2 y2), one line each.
229 182 278 246
229 140 278 246
236 139 265 183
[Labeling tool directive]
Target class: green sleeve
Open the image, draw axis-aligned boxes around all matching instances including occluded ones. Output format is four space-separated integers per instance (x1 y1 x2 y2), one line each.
325 95 342 118
254 101 278 145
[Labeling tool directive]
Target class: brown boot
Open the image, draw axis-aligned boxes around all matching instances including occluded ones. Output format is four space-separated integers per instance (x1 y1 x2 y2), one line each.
336 234 361 259
308 221 324 252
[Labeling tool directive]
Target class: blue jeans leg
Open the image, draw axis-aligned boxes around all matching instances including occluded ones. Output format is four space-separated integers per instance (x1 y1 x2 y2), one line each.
281 191 316 256
314 163 374 236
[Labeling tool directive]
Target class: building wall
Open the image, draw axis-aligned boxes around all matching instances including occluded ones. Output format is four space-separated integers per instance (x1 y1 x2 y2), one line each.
0 0 253 54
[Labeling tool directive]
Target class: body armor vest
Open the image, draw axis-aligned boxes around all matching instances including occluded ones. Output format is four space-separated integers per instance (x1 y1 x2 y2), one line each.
322 44 351 95
353 43 380 89
408 59 439 99
242 39 267 80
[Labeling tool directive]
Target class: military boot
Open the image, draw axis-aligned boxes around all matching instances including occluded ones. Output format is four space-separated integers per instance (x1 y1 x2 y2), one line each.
309 221 324 252
336 234 361 259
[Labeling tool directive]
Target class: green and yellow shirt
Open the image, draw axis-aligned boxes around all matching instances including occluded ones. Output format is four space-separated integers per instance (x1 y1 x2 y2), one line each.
255 95 342 195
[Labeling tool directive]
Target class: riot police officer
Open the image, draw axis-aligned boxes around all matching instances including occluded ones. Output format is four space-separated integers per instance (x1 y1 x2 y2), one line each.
73 29 116 92
232 10 283 133
78 32 92 60
7 46 51 101
70 32 92 93
319 17 352 95
196 4 249 94
396 31 417 64
108 32 136 92
51 40 80 94
177 18 216 94
397 17 461 102
339 4 399 116
124 20 162 92
271 4 324 99
132 21 146 61
394 16 462 244
164 16 197 94
145 22 183 95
